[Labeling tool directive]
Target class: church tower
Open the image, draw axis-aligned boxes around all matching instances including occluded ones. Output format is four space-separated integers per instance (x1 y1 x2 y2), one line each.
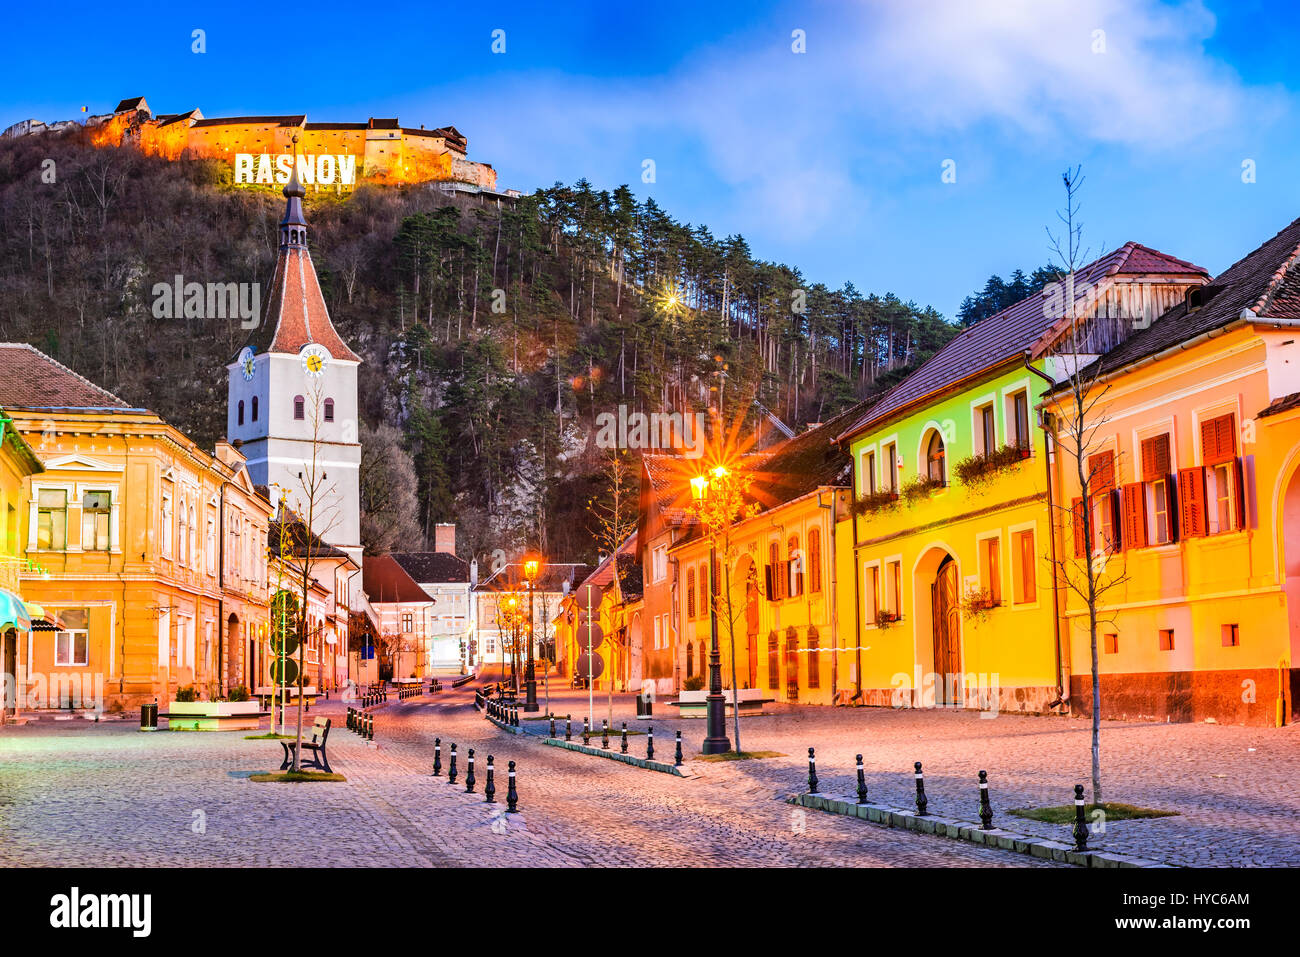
227 149 363 568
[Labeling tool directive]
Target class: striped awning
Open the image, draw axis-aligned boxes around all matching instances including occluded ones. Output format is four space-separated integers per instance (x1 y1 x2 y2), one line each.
0 589 32 632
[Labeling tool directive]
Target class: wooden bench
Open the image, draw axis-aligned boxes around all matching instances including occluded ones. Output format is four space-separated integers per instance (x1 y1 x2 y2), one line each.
668 688 775 718
279 717 333 773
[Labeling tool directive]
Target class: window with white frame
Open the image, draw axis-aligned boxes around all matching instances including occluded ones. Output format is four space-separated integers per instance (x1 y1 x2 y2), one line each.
862 449 877 495
205 513 216 574
883 442 898 492
863 563 880 625
974 402 997 457
1140 433 1174 545
54 608 89 666
81 490 113 551
160 490 173 559
652 544 668 582
37 488 68 550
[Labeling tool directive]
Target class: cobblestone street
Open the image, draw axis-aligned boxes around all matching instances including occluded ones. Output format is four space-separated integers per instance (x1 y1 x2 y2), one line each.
0 684 1292 867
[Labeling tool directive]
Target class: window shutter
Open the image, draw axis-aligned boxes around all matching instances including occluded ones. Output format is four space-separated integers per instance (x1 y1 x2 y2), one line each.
1167 473 1180 542
1178 466 1207 537
1234 456 1248 530
1141 435 1171 481
1202 414 1236 466
1089 450 1115 492
1122 483 1147 550
765 565 777 602
1071 497 1087 558
1109 491 1123 552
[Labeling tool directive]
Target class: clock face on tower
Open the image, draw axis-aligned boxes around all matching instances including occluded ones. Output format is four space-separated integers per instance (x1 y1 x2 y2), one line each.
238 347 256 381
299 344 329 377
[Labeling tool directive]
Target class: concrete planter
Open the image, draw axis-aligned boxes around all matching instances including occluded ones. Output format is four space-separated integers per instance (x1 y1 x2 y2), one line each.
164 700 265 731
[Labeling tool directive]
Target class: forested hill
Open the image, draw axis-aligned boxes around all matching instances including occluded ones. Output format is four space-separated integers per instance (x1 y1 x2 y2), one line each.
0 129 958 564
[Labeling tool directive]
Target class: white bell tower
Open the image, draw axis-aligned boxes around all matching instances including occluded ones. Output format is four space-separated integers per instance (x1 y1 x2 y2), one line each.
226 149 363 568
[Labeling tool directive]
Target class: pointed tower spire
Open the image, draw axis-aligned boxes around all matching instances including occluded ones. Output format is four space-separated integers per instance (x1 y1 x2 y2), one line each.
280 134 308 250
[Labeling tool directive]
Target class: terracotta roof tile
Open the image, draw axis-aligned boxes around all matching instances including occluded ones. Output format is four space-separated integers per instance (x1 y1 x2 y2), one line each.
363 554 434 604
0 344 134 411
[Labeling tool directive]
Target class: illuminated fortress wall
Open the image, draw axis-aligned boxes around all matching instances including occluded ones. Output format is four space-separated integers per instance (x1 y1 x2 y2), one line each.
39 97 498 190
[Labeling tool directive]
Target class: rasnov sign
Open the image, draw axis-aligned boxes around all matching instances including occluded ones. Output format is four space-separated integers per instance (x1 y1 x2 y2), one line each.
234 153 358 187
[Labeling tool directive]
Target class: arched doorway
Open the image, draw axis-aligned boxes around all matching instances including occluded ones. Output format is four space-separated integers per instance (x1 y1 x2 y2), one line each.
739 556 760 688
2 627 15 718
784 627 800 702
931 556 962 706
226 614 240 693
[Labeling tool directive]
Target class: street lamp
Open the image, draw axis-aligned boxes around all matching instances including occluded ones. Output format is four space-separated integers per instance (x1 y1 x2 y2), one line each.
691 469 731 755
523 556 541 712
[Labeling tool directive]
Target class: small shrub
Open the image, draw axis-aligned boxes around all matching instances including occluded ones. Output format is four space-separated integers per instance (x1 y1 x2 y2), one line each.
875 610 901 630
175 685 199 702
683 675 705 691
227 685 250 702
954 444 1031 489
850 490 901 517
901 474 946 504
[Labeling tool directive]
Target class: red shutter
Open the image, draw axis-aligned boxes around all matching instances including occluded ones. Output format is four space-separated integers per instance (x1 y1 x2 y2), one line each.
1109 491 1123 552
1089 450 1115 492
1202 414 1237 466
1141 435 1171 481
1178 466 1207 537
1167 473 1180 542
765 565 776 602
1072 497 1087 558
1122 483 1147 550
1234 456 1248 531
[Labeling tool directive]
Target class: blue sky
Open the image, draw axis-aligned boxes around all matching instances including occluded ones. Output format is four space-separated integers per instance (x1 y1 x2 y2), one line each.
4 0 1299 318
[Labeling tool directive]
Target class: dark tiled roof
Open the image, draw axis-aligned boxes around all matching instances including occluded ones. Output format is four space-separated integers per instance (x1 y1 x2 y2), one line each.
747 406 857 511
369 118 400 130
363 554 433 604
1079 216 1300 380
837 243 1208 442
114 97 146 113
1260 391 1300 419
190 115 305 128
389 551 471 584
303 122 368 130
0 344 134 411
269 519 348 560
475 563 591 594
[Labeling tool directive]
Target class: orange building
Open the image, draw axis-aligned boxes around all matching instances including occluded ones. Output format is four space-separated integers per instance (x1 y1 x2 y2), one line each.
0 344 273 710
1044 216 1300 725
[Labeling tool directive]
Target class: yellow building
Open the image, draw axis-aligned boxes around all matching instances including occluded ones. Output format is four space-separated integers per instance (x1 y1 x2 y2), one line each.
1043 216 1300 725
0 407 44 722
833 244 1208 714
556 535 642 694
667 418 853 705
0 344 273 710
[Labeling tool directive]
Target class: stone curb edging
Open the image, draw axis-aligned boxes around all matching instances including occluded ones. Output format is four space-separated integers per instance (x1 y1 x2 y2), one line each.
485 714 526 735
542 737 691 777
787 792 1172 869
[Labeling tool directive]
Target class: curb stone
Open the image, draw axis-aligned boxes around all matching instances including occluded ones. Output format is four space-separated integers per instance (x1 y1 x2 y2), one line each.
787 792 1171 868
542 737 691 776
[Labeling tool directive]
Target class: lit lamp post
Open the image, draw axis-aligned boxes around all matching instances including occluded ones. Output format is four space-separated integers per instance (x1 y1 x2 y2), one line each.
523 557 541 712
691 470 731 755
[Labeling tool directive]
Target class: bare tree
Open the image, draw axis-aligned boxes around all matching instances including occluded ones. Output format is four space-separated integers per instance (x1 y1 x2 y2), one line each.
1043 167 1130 805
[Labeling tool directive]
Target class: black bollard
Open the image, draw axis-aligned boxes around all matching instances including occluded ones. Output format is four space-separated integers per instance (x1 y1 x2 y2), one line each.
674 730 683 767
565 714 572 741
484 755 496 803
465 749 476 793
914 762 928 816
807 748 819 794
550 716 556 739
506 760 519 813
602 719 609 750
856 754 868 805
621 722 628 754
448 744 458 784
647 726 654 761
978 770 994 830
433 738 442 776
1072 784 1089 851
583 717 590 746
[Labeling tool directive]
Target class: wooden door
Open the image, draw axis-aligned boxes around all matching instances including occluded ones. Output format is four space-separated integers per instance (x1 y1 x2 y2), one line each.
931 558 961 706
785 629 799 702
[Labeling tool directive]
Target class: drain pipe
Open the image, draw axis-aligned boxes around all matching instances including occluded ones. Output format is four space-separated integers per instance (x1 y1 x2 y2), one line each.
1024 353 1067 710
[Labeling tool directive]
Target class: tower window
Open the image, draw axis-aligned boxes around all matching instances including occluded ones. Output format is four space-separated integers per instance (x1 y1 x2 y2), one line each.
324 398 335 422
237 400 244 426
252 396 259 422
293 395 304 420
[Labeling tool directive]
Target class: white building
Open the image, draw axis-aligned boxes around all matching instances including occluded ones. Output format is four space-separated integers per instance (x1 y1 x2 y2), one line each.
391 524 475 673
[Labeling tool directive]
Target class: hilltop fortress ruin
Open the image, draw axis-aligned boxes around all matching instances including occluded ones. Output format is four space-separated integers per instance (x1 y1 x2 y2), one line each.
3 96 512 195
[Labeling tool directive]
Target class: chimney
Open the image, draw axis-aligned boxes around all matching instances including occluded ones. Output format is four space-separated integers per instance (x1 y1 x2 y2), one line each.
435 523 456 555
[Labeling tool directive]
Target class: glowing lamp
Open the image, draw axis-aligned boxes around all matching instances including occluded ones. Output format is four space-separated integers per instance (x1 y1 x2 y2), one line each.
690 475 709 501
524 558 539 581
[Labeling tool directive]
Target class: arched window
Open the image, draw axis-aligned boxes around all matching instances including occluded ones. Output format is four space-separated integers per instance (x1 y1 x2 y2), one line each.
788 534 802 598
251 396 258 422
324 398 335 422
177 499 188 565
807 528 822 593
767 631 780 690
686 567 696 619
926 429 947 484
237 400 244 426
699 562 710 618
293 395 304 420
807 626 821 689
767 541 782 600
188 505 196 569
686 642 695 679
